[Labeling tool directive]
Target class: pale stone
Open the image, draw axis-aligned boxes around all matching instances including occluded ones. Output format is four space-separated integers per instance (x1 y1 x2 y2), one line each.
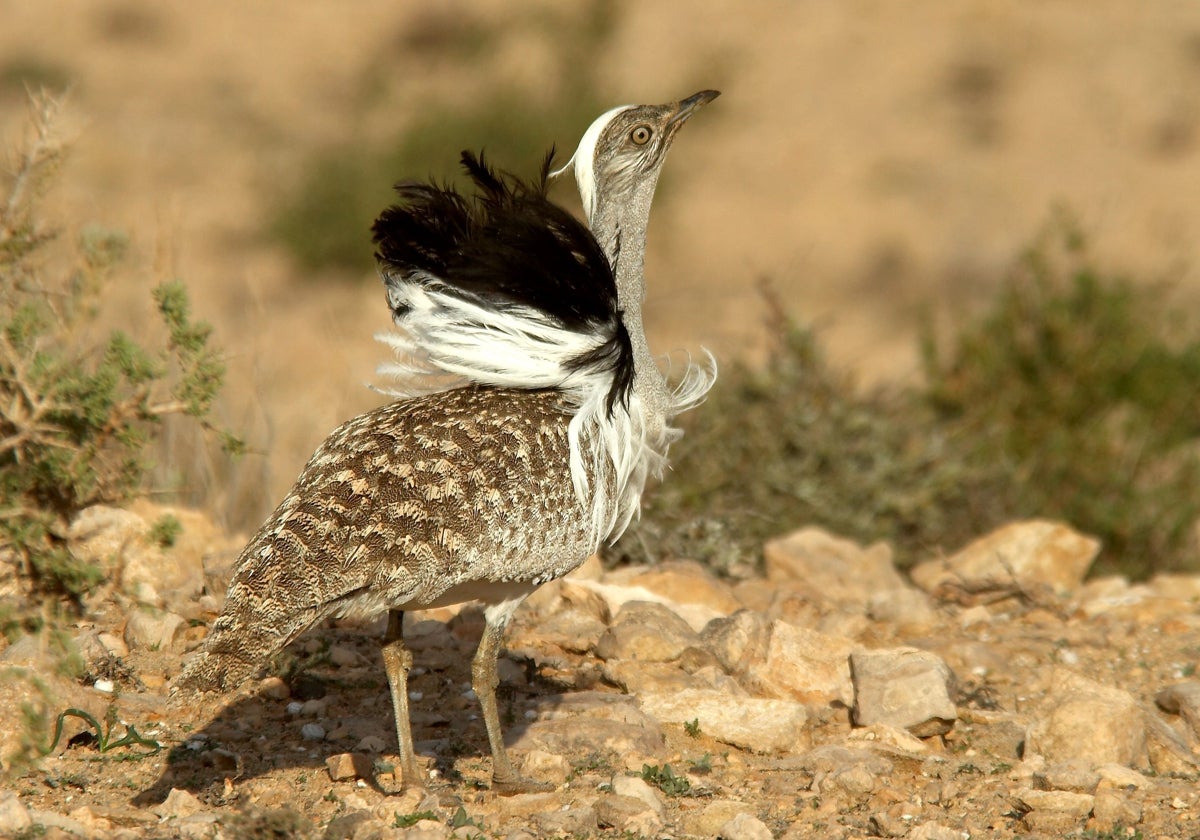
763 527 907 605
530 806 597 837
153 787 205 820
909 824 970 840
1095 763 1151 789
1143 712 1199 774
911 519 1098 601
356 735 387 753
1014 787 1095 817
851 647 957 737
1092 789 1143 830
568 579 718 632
124 607 187 652
69 505 210 609
96 631 129 658
1155 680 1200 743
610 774 666 817
1025 669 1146 767
1034 759 1100 793
640 687 810 753
867 586 938 631
701 609 771 675
594 795 663 836
845 723 931 755
683 799 756 838
626 559 742 615
800 745 893 795
513 715 664 761
744 621 856 706
530 610 608 654
602 659 708 696
594 600 699 662
0 792 31 834
1145 573 1200 601
326 752 373 781
518 749 570 783
23 810 97 837
328 644 361 668
719 811 774 840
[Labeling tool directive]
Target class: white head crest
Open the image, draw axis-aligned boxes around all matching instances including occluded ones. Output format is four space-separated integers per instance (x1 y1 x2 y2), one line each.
551 104 633 224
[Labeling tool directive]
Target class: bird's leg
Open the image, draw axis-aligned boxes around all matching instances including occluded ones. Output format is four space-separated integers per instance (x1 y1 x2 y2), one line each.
380 609 424 790
474 597 553 794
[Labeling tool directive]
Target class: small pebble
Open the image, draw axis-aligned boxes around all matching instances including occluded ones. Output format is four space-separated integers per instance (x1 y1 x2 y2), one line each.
93 679 115 694
301 723 326 741
287 701 304 715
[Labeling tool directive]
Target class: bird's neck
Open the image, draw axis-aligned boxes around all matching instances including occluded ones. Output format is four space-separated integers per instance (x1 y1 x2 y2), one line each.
593 179 670 420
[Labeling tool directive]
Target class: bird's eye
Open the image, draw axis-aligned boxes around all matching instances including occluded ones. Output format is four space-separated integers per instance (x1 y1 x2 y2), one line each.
630 125 652 145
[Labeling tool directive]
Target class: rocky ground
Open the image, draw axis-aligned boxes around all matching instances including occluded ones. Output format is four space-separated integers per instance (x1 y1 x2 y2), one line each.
1 506 1199 839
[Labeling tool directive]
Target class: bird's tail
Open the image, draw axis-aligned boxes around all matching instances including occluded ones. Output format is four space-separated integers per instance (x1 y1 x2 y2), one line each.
172 619 273 693
172 598 322 693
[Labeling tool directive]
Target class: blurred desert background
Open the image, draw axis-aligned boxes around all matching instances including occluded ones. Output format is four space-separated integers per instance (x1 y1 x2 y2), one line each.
5 0 1200 534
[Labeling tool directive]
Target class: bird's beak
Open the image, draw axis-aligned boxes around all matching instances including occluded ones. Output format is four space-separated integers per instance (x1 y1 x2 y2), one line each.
666 89 720 130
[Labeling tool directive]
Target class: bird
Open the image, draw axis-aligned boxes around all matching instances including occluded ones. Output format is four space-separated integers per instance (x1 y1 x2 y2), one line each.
173 90 719 794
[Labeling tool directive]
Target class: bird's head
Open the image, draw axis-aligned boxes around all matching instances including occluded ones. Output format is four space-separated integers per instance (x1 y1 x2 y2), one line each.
556 90 720 226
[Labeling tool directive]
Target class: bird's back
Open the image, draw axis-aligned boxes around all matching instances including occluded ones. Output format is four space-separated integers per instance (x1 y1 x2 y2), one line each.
176 385 591 692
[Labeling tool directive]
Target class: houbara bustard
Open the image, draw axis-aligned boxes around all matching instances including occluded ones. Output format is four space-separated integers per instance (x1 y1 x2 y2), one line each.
174 90 719 793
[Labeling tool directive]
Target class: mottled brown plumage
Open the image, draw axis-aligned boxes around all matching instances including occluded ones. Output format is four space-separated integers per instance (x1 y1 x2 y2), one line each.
176 386 592 789
178 387 586 685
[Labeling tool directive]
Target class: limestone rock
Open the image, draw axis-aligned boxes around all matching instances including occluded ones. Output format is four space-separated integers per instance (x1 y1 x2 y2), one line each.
1034 760 1100 794
514 714 664 763
851 648 957 737
610 774 666 817
908 824 970 840
1014 787 1095 818
519 748 571 783
1092 789 1143 831
325 752 374 781
683 800 757 838
124 607 187 652
153 787 205 820
640 687 811 753
763 527 907 606
625 559 742 615
1025 669 1146 767
744 620 856 706
530 806 597 837
800 745 894 797
530 609 608 655
719 811 774 840
1143 712 1199 774
594 600 700 662
1155 680 1200 744
911 520 1099 602
594 794 663 836
845 723 931 756
69 505 205 609
0 792 31 834
702 609 771 675
866 587 938 632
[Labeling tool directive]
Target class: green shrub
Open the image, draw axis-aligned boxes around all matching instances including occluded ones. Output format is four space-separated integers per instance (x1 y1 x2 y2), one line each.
0 92 241 605
924 212 1200 578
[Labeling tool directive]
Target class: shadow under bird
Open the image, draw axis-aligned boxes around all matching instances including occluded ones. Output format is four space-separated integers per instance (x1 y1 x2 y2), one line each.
173 90 719 793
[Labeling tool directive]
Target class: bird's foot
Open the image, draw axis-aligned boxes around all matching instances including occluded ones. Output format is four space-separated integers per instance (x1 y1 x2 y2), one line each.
491 773 555 796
